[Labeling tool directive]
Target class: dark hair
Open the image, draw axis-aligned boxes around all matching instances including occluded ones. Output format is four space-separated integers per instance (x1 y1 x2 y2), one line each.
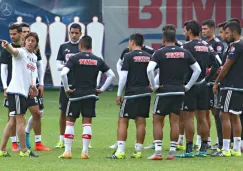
228 18 240 24
202 19 215 28
80 36 92 49
224 21 241 35
218 21 227 28
162 24 176 32
24 32 39 47
163 30 176 42
184 20 201 36
19 22 30 32
129 33 144 47
8 24 20 32
70 23 82 32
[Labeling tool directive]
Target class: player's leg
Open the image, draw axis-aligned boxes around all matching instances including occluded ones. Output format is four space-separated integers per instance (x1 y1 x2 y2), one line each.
56 88 67 148
240 111 243 152
132 96 150 158
108 98 130 159
194 111 201 151
231 113 242 156
59 100 78 159
206 109 212 148
177 112 185 150
28 102 51 151
0 116 15 157
80 98 97 159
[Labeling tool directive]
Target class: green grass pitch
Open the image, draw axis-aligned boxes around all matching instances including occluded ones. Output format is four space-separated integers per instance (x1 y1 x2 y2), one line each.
0 90 242 171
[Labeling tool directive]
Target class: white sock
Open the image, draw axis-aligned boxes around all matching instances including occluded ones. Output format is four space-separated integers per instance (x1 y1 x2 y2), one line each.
154 140 162 152
117 141 126 153
64 121 75 153
178 135 184 145
135 143 143 152
82 124 92 154
25 116 33 134
40 110 44 117
170 141 177 151
208 137 211 145
35 135 41 142
233 137 241 152
216 137 219 144
241 140 243 148
11 136 17 143
196 135 201 146
60 135 64 142
222 139 230 152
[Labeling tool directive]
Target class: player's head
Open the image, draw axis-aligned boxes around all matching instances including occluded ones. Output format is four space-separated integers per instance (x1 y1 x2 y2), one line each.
69 23 82 42
79 36 92 51
162 24 176 32
23 32 39 52
228 18 240 24
201 19 215 39
224 21 241 43
8 23 20 44
162 30 176 45
184 20 201 41
19 22 30 39
218 21 228 41
128 33 144 51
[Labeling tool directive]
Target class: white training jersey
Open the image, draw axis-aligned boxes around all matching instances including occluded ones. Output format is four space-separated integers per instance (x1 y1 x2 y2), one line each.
6 47 37 98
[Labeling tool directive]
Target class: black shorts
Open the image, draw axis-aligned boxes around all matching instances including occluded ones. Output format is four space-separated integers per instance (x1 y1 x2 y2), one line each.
182 83 208 111
59 87 69 112
208 85 219 109
118 96 151 119
3 98 9 108
7 94 28 116
153 95 184 116
219 90 243 115
27 94 44 110
66 97 96 118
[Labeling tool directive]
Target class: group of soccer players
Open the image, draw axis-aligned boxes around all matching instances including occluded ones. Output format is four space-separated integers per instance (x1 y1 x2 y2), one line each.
0 17 243 161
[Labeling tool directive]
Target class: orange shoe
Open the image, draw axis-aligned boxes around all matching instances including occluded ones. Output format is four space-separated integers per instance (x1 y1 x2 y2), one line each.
58 152 72 159
12 142 19 152
35 142 52 151
81 153 89 159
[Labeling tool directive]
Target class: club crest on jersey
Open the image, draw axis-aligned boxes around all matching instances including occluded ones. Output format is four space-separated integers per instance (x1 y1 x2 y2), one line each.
79 59 97 65
26 63 36 71
230 46 235 53
64 49 70 52
194 46 208 52
165 52 184 58
217 46 222 52
65 53 75 61
133 56 150 62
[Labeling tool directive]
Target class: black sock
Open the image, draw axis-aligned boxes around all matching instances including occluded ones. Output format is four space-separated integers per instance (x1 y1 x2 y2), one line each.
200 140 208 152
186 142 193 153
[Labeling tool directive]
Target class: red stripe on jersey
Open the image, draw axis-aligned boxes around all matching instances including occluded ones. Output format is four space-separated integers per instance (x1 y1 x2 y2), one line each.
64 134 74 139
82 134 92 139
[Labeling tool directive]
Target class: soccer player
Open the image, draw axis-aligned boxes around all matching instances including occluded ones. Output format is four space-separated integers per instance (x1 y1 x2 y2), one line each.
198 19 224 149
18 23 50 151
109 41 154 149
58 36 115 159
55 23 82 148
108 33 152 159
212 21 243 157
177 20 219 157
0 32 39 157
146 28 201 160
0 24 21 152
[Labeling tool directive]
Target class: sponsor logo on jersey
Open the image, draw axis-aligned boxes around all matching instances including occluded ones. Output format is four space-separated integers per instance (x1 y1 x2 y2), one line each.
165 52 184 58
230 46 235 53
133 56 150 62
194 46 209 52
79 59 97 65
65 53 75 61
217 46 222 52
27 63 36 71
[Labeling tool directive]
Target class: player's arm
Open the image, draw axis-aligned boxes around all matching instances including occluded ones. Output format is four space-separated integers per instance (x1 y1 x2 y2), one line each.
98 59 115 94
1 40 19 57
37 60 44 96
56 45 65 71
116 59 123 76
154 68 160 85
1 64 8 98
213 44 240 94
29 64 38 99
184 50 201 91
147 51 160 91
